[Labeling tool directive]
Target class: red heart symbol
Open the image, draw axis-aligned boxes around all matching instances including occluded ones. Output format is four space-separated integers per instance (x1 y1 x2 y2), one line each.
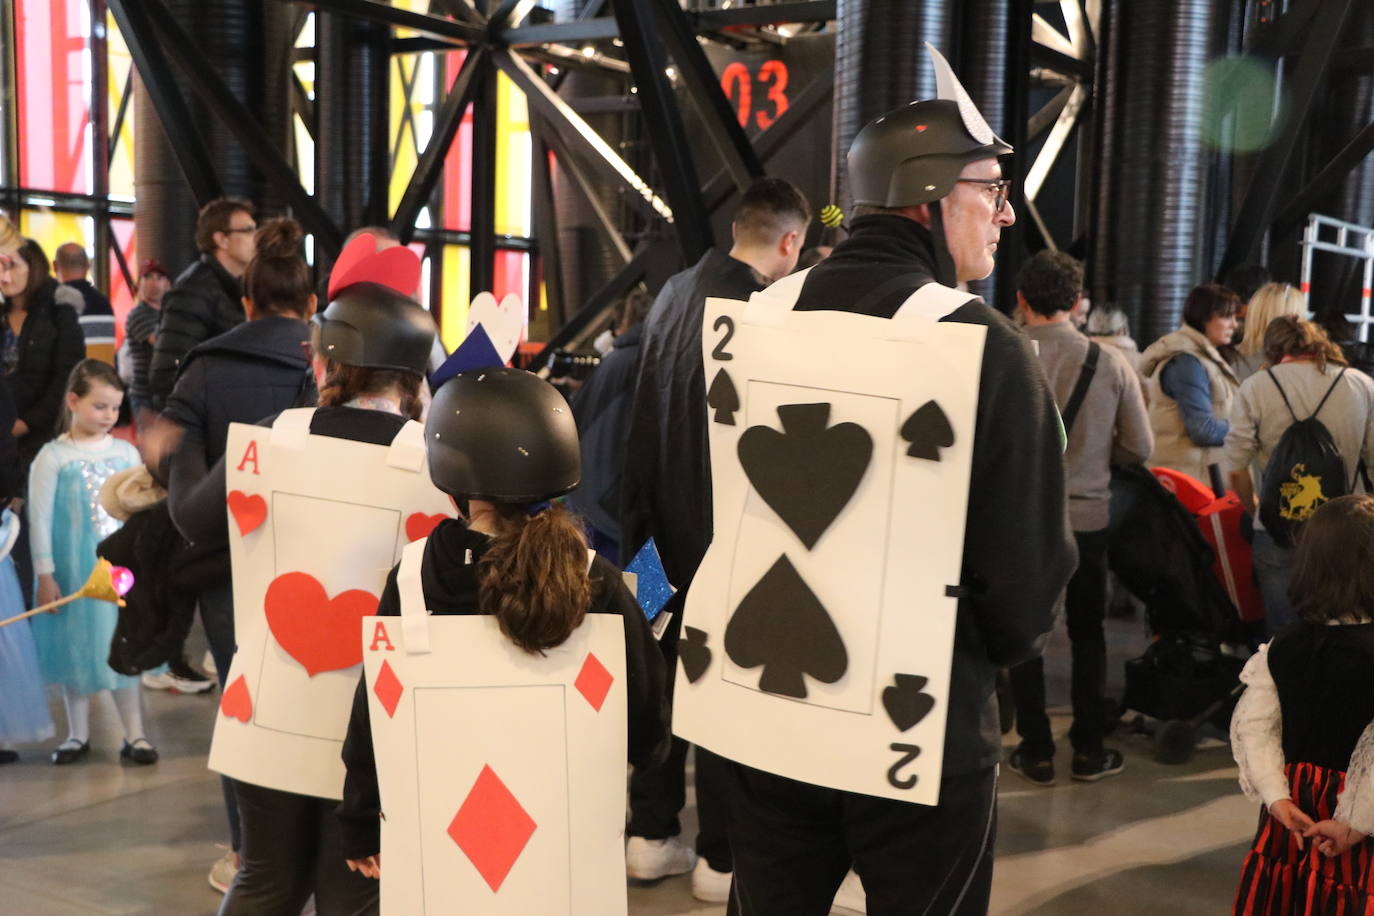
406 512 446 542
227 491 267 537
264 572 378 677
328 238 422 299
221 674 252 722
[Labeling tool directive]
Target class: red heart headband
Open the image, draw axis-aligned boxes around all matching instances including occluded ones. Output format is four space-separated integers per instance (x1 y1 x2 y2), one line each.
327 232 423 300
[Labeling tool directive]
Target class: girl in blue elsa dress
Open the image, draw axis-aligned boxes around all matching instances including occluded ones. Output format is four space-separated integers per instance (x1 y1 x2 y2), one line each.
0 506 52 762
27 360 152 765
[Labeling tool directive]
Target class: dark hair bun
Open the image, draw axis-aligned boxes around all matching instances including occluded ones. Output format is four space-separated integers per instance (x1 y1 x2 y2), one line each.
254 218 304 260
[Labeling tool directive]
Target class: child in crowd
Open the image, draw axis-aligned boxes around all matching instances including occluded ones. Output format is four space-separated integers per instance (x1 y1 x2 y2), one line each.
337 367 669 880
1232 494 1374 913
27 360 149 765
0 507 54 762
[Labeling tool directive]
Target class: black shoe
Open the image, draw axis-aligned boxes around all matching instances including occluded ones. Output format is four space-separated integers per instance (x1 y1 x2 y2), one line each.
1071 747 1125 782
120 738 159 766
0 749 18 765
51 739 90 765
1008 748 1055 786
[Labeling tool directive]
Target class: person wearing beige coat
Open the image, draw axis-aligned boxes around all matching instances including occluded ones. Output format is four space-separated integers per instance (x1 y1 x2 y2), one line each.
1140 284 1244 484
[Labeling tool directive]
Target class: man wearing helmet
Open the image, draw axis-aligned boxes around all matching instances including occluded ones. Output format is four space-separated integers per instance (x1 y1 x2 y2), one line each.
719 47 1076 915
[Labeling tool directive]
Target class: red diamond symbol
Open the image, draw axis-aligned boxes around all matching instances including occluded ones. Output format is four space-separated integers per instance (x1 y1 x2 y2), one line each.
574 652 613 712
448 765 537 892
373 660 403 718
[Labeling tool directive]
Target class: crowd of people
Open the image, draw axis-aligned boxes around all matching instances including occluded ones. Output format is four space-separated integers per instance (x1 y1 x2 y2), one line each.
0 65 1370 916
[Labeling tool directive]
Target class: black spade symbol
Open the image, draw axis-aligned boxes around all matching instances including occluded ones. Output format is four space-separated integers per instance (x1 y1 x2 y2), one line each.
901 400 954 461
707 369 740 425
678 626 713 684
724 555 847 699
738 403 872 550
881 674 935 732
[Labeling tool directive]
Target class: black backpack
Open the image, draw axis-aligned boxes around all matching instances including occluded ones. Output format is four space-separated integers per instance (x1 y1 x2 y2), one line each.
1258 367 1348 547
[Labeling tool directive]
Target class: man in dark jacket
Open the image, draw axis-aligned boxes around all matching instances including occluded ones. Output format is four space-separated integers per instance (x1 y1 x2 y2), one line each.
619 177 810 902
147 197 256 410
718 51 1076 915
54 242 113 316
567 288 652 563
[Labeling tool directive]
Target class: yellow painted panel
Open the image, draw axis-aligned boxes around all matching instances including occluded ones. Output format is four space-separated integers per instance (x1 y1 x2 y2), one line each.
441 245 471 351
20 211 93 260
494 73 532 237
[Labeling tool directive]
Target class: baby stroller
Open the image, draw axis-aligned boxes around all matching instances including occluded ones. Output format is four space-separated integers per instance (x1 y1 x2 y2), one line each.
1107 464 1254 763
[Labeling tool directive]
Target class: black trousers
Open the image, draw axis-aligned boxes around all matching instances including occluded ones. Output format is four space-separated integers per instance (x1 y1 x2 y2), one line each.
219 781 378 916
723 761 997 916
200 581 242 852
626 596 732 871
1009 528 1109 758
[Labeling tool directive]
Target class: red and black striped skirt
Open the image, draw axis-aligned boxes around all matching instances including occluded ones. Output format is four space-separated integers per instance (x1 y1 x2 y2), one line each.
1234 762 1374 915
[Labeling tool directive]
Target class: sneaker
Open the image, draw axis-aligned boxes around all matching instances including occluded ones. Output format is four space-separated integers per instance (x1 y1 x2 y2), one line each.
202 650 217 679
832 869 867 913
120 738 159 766
1007 748 1055 786
143 661 215 695
1071 748 1125 782
51 739 90 765
208 850 238 894
691 858 732 903
625 836 696 881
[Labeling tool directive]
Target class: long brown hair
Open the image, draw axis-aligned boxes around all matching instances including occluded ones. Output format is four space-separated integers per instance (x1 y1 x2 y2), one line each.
1291 495 1374 624
1262 315 1347 373
243 218 313 317
477 502 591 654
316 360 423 420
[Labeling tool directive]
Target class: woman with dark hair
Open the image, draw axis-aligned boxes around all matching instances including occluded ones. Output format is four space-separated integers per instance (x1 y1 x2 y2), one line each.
162 217 320 891
1224 316 1374 634
1140 283 1243 481
0 239 85 467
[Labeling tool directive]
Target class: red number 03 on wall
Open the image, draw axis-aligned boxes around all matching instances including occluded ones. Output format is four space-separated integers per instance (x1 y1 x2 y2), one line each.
720 60 790 130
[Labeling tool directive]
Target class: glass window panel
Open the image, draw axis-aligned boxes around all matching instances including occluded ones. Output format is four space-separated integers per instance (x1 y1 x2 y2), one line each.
492 249 528 327
440 245 470 351
19 209 94 270
442 52 473 233
109 219 137 339
106 12 135 199
494 73 531 237
16 0 93 194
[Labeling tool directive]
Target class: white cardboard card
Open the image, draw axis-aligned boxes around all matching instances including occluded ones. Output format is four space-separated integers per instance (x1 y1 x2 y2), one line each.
674 284 986 806
363 539 628 915
210 410 454 799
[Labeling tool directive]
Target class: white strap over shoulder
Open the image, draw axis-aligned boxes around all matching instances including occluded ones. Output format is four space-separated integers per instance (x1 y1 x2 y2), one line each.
269 407 316 451
398 537 432 655
586 548 596 574
891 282 975 323
387 419 427 473
740 267 812 328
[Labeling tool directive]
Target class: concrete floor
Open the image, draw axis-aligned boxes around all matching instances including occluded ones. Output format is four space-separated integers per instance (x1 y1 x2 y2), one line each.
0 613 1255 915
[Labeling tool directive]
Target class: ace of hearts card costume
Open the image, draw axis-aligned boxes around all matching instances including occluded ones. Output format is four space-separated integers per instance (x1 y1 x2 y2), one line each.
208 408 454 799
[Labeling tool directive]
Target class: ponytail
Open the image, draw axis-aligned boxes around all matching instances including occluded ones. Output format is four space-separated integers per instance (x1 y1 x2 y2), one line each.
477 503 591 654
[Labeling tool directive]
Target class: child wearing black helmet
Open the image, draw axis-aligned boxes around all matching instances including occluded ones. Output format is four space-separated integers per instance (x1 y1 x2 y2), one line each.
337 366 670 883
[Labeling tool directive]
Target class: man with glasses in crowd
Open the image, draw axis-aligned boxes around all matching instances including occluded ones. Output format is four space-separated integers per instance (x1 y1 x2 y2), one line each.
717 50 1076 914
147 198 257 412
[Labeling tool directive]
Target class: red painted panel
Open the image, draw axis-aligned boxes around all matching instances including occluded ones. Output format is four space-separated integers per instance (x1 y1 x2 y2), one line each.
442 51 473 232
16 0 92 193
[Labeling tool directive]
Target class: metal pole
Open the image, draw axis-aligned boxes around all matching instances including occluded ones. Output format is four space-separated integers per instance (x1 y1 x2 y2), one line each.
1300 213 1316 314
90 0 111 296
1361 231 1373 343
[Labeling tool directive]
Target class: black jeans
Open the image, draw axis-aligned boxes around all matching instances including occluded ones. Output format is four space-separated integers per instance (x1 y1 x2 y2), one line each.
219 781 378 916
1009 528 1110 758
200 581 241 852
723 761 997 916
626 595 733 872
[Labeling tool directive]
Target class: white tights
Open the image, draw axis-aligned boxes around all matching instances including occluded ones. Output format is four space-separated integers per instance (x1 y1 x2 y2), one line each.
60 686 146 745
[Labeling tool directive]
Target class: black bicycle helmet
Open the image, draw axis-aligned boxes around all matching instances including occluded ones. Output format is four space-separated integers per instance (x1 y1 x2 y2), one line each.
425 368 580 503
313 281 437 375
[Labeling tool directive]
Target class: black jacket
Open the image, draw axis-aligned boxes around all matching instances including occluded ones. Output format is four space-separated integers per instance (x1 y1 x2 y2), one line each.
795 214 1077 775
148 255 244 411
163 315 316 466
566 322 643 546
6 277 85 465
63 278 113 317
621 251 765 592
336 518 670 859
